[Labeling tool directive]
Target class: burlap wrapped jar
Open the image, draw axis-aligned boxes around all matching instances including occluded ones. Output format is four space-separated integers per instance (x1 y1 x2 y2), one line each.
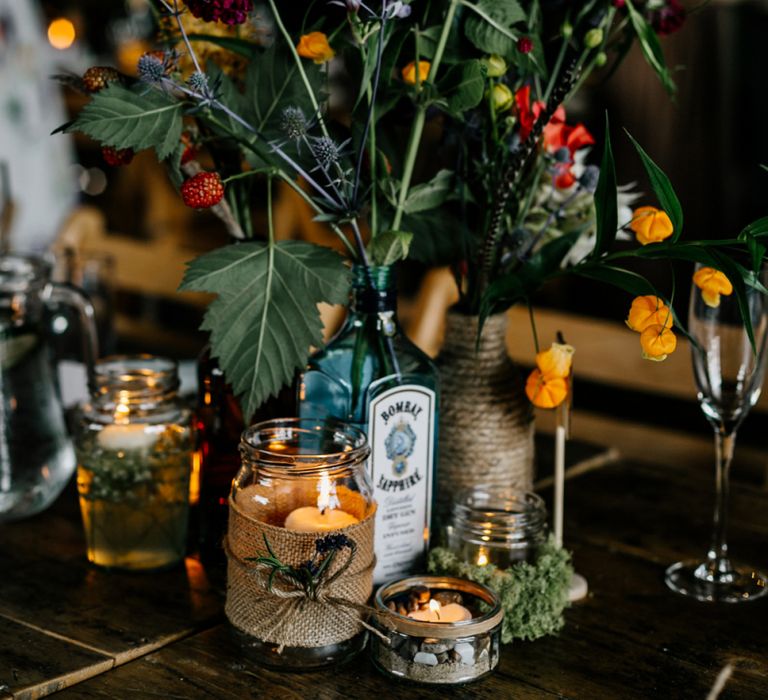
224 418 378 668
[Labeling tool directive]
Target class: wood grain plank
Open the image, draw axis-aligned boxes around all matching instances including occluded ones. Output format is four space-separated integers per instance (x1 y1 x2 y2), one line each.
52 624 557 700
0 617 113 700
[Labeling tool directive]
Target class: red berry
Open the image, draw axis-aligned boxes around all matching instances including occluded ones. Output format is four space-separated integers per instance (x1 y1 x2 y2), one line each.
102 146 134 166
82 66 121 93
612 0 626 7
517 37 534 54
181 172 224 209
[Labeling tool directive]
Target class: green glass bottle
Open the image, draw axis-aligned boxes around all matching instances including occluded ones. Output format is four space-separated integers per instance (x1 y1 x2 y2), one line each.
299 265 439 584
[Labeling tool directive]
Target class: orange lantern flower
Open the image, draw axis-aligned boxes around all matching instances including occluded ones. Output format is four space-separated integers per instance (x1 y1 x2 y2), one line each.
626 295 673 333
535 342 574 379
692 267 733 308
630 206 674 245
639 324 677 361
297 32 335 64
525 369 570 409
401 60 431 85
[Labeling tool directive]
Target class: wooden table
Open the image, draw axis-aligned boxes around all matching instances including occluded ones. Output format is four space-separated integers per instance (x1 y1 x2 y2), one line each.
1 443 767 699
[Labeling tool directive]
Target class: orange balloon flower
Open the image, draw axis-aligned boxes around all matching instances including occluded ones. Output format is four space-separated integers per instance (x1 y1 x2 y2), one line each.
535 342 574 379
630 206 674 245
693 267 733 308
297 32 335 64
401 60 431 85
626 295 673 333
640 324 677 361
525 369 570 409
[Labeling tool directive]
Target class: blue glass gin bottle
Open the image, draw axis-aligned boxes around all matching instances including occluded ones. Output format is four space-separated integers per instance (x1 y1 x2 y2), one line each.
299 265 438 584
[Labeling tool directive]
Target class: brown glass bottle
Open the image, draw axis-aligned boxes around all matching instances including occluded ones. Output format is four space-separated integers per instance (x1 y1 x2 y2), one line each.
195 348 297 559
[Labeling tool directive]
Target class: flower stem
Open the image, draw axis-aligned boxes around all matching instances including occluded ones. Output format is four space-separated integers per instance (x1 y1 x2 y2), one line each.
266 0 332 142
392 0 460 231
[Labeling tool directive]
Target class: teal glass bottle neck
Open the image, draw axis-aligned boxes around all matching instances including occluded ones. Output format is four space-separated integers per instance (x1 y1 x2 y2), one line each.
350 265 396 315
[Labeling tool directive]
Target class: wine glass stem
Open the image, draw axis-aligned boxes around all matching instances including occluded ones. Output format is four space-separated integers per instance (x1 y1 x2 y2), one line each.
706 428 735 576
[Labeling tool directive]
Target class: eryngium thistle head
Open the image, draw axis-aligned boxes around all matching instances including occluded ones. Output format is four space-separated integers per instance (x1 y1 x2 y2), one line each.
188 71 209 93
138 53 165 83
281 107 308 141
312 136 342 169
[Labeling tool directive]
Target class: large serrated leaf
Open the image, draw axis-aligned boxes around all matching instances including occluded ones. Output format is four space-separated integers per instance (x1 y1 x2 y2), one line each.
403 169 456 214
180 241 351 419
463 0 525 58
439 60 486 113
368 230 413 266
65 84 183 160
245 44 324 139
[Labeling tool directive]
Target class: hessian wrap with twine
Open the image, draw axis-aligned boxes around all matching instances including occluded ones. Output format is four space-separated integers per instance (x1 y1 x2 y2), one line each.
225 484 377 649
436 311 534 519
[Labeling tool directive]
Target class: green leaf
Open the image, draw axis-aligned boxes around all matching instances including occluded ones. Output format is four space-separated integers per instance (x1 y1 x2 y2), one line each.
439 60 486 113
403 169 456 215
65 84 183 160
709 250 757 351
206 61 249 135
592 114 618 258
740 216 768 239
573 264 658 297
180 241 351 419
368 230 413 265
624 0 676 95
463 0 526 58
187 33 261 59
245 44 324 138
404 208 472 265
626 131 683 241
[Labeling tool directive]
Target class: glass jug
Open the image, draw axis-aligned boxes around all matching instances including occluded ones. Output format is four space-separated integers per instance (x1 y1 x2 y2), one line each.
0 254 97 521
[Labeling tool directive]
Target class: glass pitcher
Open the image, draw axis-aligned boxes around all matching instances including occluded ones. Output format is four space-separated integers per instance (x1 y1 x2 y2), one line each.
0 254 97 521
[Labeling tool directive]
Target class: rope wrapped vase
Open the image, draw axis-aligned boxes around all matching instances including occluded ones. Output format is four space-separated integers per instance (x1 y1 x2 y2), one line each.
436 311 534 519
226 418 379 669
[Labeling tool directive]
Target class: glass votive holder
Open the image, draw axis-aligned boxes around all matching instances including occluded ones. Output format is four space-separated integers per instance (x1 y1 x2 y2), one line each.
446 486 547 568
227 418 375 670
371 575 503 684
75 356 192 570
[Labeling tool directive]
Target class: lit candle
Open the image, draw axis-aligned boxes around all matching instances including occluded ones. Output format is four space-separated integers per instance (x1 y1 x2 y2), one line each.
97 424 157 451
408 598 472 623
284 471 359 532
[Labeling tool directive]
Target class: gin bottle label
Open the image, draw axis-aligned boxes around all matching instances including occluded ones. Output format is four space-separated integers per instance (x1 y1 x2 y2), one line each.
368 384 435 583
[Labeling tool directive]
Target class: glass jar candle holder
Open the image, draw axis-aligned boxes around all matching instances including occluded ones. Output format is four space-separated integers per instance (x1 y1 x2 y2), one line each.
75 355 192 570
227 418 375 670
371 575 503 684
447 486 547 568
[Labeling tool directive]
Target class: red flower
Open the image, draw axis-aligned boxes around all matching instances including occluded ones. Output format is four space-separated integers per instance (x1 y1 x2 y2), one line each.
652 0 686 35
514 86 567 143
543 118 595 189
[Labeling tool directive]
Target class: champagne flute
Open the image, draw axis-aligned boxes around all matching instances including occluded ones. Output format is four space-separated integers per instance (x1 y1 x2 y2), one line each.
665 263 768 602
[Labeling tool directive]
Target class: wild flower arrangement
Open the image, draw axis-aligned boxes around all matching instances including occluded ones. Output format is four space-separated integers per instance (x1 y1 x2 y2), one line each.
58 0 766 418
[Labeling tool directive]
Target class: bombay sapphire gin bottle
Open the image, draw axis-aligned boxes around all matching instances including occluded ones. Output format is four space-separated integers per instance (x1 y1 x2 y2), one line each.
299 265 439 584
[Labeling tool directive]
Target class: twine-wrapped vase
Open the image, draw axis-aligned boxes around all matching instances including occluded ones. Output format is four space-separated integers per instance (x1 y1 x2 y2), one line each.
436 311 534 518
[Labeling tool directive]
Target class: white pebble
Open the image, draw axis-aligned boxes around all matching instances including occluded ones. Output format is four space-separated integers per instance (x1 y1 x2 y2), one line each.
413 652 439 666
454 642 475 665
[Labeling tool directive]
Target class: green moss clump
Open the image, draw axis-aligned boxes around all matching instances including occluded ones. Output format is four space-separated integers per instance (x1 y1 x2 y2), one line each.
427 538 573 643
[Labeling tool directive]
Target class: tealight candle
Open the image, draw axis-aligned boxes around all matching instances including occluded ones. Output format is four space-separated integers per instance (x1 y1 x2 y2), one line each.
284 471 359 532
408 598 472 623
97 423 157 451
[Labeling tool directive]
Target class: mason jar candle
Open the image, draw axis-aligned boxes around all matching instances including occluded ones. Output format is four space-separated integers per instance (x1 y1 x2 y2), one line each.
75 355 192 570
371 575 503 684
447 486 547 568
227 418 376 670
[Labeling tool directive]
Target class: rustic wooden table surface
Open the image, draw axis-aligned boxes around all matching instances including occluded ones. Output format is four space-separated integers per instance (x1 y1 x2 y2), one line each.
1 442 767 699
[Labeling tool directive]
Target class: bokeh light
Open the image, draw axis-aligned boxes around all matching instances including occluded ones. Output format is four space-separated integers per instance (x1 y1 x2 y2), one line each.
47 18 76 50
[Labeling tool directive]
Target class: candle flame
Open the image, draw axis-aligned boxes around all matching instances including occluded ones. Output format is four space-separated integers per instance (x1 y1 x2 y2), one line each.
477 552 489 566
317 471 340 514
429 598 441 620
